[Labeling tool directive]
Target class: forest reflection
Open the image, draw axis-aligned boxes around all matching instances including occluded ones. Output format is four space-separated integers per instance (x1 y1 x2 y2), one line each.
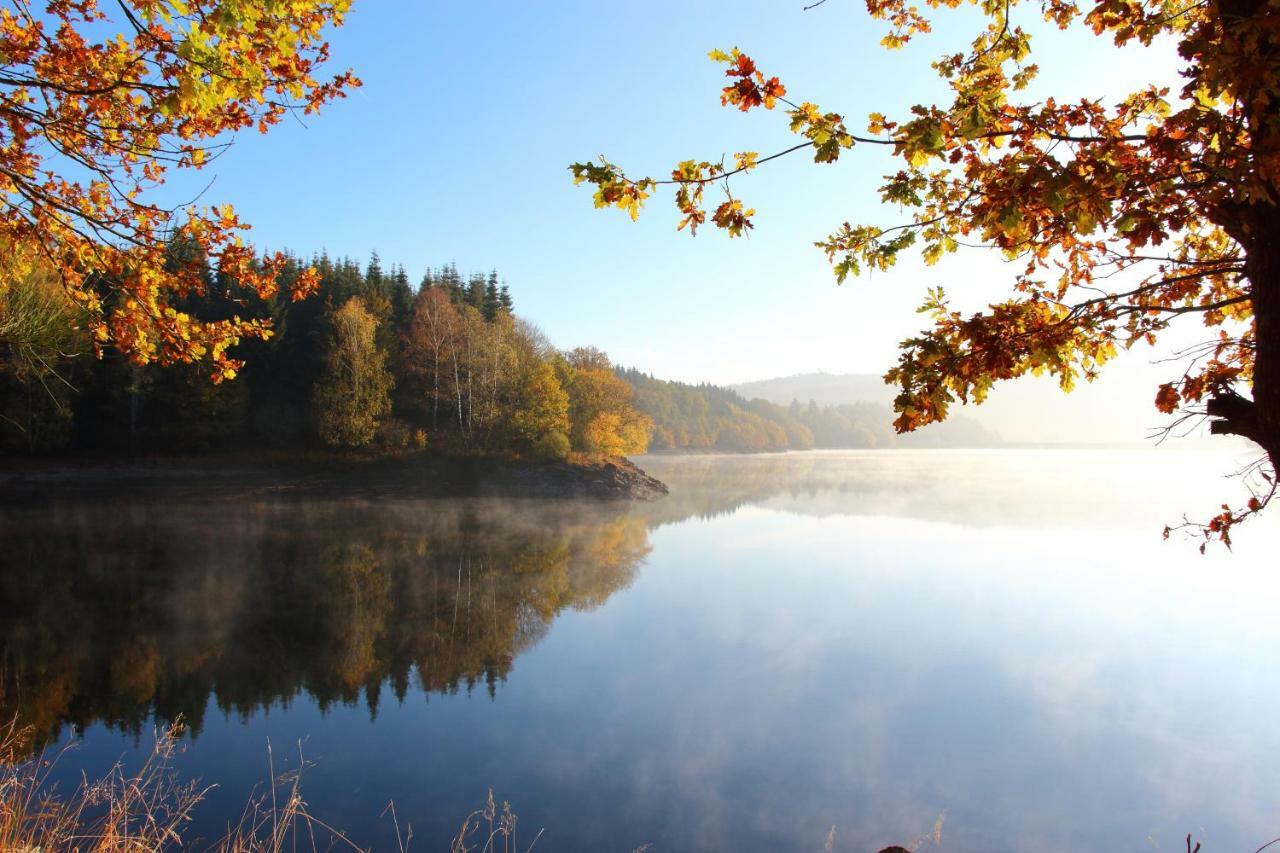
3 450 1261 756
0 499 650 752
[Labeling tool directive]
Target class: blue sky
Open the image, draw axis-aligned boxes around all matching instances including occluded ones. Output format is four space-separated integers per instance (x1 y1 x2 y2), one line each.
168 1 1182 397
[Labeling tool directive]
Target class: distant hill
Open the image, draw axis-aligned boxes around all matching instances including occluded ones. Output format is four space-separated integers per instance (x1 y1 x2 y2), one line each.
732 373 897 408
620 369 1001 452
729 371 1165 446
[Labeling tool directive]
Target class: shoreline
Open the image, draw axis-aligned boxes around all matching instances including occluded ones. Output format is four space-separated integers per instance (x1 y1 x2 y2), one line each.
0 451 670 504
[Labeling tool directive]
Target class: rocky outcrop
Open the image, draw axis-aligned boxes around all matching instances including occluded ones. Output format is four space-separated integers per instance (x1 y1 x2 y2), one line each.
494 457 669 501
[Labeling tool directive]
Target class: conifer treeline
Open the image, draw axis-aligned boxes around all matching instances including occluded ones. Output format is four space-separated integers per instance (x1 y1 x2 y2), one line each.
2 246 998 458
0 250 650 459
619 369 1000 452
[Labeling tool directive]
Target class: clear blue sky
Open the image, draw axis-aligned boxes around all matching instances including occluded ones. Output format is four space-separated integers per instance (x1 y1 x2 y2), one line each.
176 0 1180 392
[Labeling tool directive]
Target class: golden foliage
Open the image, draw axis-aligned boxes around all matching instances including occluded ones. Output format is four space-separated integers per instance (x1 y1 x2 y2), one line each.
571 0 1280 538
0 0 357 380
315 297 393 448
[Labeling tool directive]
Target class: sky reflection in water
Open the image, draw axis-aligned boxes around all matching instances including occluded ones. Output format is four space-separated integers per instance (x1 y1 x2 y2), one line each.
3 450 1278 852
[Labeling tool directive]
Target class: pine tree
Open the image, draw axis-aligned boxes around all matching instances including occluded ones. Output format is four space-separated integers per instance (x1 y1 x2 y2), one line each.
483 271 500 322
389 265 413 330
439 263 463 303
365 251 384 291
466 273 486 312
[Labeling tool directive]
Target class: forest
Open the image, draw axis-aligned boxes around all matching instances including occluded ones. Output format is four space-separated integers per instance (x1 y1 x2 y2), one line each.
2 245 999 461
0 247 651 462
621 369 1000 453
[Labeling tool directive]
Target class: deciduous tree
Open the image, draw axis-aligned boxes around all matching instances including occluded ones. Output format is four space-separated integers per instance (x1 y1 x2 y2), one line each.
511 358 570 453
0 239 86 448
571 0 1280 544
557 348 651 457
0 0 357 382
315 297 392 448
404 285 461 432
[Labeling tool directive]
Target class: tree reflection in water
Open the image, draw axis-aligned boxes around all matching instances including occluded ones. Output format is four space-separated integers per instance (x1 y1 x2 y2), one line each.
0 499 650 753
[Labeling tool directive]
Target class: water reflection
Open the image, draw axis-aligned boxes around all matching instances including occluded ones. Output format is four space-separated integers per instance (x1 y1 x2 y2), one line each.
2 451 1278 851
635 447 1277 529
0 500 649 750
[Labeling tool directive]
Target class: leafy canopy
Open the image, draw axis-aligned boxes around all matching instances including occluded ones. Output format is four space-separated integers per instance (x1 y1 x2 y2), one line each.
570 0 1280 545
0 0 357 381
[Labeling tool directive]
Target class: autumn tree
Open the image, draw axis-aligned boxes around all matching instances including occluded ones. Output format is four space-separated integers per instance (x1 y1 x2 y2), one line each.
0 0 357 383
315 297 392 448
556 348 651 457
0 240 87 449
509 322 571 458
0 240 644 462
404 285 461 432
572 0 1280 543
402 285 567 455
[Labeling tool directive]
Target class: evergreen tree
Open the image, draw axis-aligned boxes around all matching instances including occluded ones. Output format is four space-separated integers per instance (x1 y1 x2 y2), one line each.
365 251 384 291
388 265 414 331
3 244 660 462
466 273 486 312
439 263 463 303
483 271 500 322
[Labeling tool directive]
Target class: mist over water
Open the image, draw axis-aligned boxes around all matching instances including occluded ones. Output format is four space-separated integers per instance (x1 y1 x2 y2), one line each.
3 450 1277 851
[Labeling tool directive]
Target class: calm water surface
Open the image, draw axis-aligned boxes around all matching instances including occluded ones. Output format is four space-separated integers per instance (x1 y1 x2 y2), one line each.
3 450 1279 851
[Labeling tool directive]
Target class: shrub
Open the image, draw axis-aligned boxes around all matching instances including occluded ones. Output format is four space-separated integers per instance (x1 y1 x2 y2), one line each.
374 417 412 450
532 430 571 461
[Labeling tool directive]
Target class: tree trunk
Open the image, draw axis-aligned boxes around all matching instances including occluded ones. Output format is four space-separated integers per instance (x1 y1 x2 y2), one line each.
1210 217 1280 465
1247 237 1280 461
1204 0 1280 469
431 345 440 431
453 350 464 436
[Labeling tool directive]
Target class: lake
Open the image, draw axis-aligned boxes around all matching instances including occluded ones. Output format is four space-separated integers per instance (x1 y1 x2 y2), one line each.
3 450 1278 851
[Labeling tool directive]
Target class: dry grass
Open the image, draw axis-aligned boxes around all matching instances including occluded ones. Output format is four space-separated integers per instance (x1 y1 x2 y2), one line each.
0 719 205 851
0 719 380 852
448 789 541 853
0 718 575 853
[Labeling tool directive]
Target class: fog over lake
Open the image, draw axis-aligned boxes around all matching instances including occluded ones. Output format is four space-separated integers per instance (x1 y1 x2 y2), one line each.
3 450 1277 852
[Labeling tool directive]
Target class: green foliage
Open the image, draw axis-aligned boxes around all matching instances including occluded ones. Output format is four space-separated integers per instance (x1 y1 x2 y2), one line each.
145 362 250 451
532 430 572 462
0 248 90 452
619 368 807 452
315 297 394 449
512 360 571 451
618 368 999 452
1 241 657 464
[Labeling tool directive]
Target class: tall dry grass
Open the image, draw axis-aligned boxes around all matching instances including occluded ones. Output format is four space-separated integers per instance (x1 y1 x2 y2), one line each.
0 719 383 852
0 718 572 853
0 719 206 851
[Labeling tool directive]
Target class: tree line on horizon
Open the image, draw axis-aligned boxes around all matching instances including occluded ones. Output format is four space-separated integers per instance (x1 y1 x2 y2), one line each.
619 368 1000 453
0 247 649 461
1 242 1003 460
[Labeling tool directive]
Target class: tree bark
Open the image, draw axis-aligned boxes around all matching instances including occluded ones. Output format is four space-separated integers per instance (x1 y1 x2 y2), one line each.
1246 235 1280 461
1202 0 1280 467
1210 214 1280 465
